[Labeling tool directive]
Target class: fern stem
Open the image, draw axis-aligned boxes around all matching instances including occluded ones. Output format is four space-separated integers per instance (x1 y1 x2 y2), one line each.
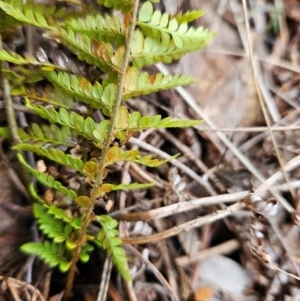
93 0 140 195
0 35 21 145
0 35 29 187
64 1 140 299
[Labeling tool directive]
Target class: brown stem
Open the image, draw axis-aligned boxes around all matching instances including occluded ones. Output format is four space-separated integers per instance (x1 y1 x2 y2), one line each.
63 1 140 299
121 202 245 245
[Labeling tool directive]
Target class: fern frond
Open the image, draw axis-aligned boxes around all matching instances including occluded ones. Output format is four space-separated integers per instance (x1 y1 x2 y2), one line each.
2 67 44 85
27 103 111 148
0 0 64 30
131 29 212 69
92 120 110 148
65 14 125 46
13 86 74 109
96 215 131 280
48 205 82 230
33 203 72 243
0 49 58 71
175 10 205 24
22 203 92 267
111 182 155 190
17 153 77 199
26 103 96 141
123 67 197 99
134 153 180 167
137 2 213 49
129 112 202 129
34 204 83 247
21 241 71 272
14 144 84 173
79 244 95 263
94 181 155 196
0 49 28 65
110 106 202 132
127 111 201 130
51 29 123 73
104 145 177 167
96 0 132 13
29 183 47 204
18 123 77 148
44 71 116 112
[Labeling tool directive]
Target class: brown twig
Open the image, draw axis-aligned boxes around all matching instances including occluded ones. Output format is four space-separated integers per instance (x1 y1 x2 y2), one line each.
121 201 246 245
0 276 45 301
124 245 180 301
97 257 112 301
116 191 249 222
175 239 240 267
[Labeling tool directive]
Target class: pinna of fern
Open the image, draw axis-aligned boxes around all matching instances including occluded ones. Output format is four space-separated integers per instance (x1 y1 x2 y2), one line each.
0 0 213 293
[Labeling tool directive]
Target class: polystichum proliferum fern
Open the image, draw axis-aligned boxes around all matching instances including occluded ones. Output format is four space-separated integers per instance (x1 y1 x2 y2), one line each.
0 0 213 298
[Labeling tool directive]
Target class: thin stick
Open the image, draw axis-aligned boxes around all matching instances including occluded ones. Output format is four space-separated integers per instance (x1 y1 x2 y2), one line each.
116 191 249 222
175 239 240 267
241 0 294 201
269 218 300 277
203 47 300 74
124 245 180 301
197 126 300 132
0 36 21 145
121 202 245 245
97 257 113 301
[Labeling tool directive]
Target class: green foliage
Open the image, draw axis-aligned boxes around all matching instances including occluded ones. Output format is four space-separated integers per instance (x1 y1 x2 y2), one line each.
123 67 197 99
175 10 205 24
137 2 212 49
96 0 133 13
18 123 77 148
111 182 155 191
130 1 214 69
33 203 74 244
65 14 125 46
96 215 131 280
21 203 93 272
0 49 28 65
14 144 84 173
56 29 124 72
17 153 77 199
44 70 114 112
0 0 211 286
0 126 10 139
26 104 96 141
131 29 210 68
21 241 71 272
104 145 178 167
127 113 202 129
13 86 74 109
48 205 82 230
0 0 64 29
